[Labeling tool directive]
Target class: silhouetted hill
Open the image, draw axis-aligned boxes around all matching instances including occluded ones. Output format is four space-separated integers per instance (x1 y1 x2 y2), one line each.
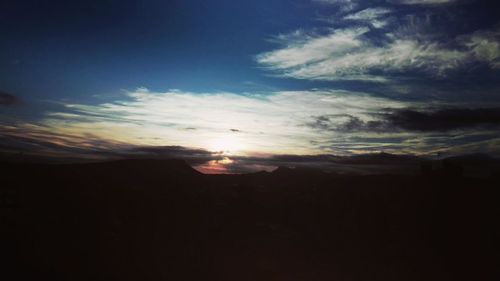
74 158 202 177
1 159 202 189
271 165 316 177
339 152 421 164
418 154 500 177
2 159 499 281
443 153 499 163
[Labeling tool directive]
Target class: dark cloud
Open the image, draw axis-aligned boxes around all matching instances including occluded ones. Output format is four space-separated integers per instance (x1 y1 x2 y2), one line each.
309 107 500 133
308 114 392 133
2 127 498 175
230 128 241 132
387 107 500 132
0 127 221 165
0 91 19 106
125 146 221 165
335 116 390 133
226 152 423 174
307 115 335 130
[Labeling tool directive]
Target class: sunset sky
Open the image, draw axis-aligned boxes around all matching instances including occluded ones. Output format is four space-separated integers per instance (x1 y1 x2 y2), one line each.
1 0 500 172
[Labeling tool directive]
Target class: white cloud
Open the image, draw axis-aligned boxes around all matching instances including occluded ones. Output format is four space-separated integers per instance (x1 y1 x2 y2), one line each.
460 28 500 69
312 0 358 11
257 27 369 70
37 88 409 156
257 26 475 81
5 88 500 161
257 24 500 81
344 7 392 28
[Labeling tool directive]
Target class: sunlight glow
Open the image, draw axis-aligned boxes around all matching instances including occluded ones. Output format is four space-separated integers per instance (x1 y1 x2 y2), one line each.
209 135 245 154
38 89 411 156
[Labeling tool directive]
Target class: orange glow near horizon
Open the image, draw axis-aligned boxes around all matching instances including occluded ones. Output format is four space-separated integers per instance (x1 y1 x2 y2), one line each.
195 157 234 174
194 156 277 174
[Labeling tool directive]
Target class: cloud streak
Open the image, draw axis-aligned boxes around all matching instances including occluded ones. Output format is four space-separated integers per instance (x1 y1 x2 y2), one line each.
33 88 409 156
313 0 358 11
309 107 500 133
2 88 500 172
344 7 392 28
257 11 500 82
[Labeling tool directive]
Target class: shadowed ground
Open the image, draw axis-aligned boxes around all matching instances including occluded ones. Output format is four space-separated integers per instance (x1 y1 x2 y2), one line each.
1 159 499 281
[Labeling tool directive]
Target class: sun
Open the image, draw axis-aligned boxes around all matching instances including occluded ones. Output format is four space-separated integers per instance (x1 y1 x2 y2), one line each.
209 135 244 154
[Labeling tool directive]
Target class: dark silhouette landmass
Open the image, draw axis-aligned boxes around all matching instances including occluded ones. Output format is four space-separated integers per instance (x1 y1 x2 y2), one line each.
1 159 499 281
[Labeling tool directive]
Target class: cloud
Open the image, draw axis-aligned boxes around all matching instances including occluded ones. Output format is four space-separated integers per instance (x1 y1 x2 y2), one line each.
33 88 407 156
388 0 458 5
117 145 221 165
460 28 500 69
0 124 128 162
10 87 457 165
386 107 500 132
0 92 19 106
306 114 388 132
213 152 423 174
3 88 500 172
258 27 369 71
3 126 498 174
0 119 424 175
0 124 221 165
331 115 391 133
312 0 358 11
344 7 392 28
256 13 500 82
310 107 500 133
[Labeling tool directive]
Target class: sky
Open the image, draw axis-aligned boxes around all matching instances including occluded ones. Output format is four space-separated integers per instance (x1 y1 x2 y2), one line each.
1 0 500 173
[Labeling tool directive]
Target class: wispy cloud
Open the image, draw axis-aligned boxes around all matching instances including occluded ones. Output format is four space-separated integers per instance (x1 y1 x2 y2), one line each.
344 7 393 28
460 27 500 69
0 125 221 165
34 88 407 156
3 88 500 171
388 0 458 5
309 107 500 133
312 0 358 11
256 19 500 82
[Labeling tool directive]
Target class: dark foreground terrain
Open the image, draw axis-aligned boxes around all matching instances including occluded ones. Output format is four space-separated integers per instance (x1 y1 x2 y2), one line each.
1 159 499 281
